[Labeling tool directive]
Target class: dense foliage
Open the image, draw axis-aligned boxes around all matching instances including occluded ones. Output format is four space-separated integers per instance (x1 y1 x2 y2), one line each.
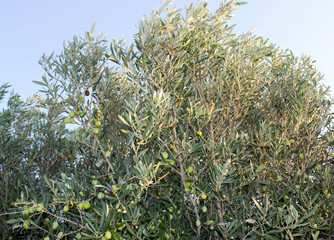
1 1 333 239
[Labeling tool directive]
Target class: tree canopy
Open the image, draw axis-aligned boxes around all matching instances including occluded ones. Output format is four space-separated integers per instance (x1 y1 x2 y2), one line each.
1 1 333 239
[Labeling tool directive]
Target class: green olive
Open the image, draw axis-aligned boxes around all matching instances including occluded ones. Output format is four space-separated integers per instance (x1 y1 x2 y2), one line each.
64 117 71 124
97 192 105 199
105 151 111 157
23 221 30 229
168 160 175 166
105 230 112 240
96 121 101 128
52 221 58 229
162 152 168 159
83 202 90 209
187 166 194 174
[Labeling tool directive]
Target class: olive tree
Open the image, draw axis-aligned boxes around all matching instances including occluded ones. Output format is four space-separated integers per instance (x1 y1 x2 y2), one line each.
0 90 75 238
2 1 333 239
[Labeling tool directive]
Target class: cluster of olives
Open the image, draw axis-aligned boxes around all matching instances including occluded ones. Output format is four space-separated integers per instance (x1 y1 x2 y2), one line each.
161 151 175 166
64 108 87 124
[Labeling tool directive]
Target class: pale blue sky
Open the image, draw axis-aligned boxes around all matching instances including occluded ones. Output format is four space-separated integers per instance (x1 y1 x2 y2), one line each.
1 0 333 109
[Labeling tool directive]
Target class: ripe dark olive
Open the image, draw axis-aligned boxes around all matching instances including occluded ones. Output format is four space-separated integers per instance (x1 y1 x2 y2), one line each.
109 186 114 194
85 90 90 96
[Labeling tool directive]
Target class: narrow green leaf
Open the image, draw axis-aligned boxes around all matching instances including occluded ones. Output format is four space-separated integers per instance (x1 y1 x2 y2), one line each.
84 216 97 233
90 21 96 36
263 234 278 240
310 191 320 205
158 0 174 14
236 2 248 6
154 162 161 174
301 204 318 221
12 224 22 230
290 205 298 220
32 80 47 87
245 219 256 224
126 223 136 235
316 227 331 230
6 219 21 224
300 191 308 204
252 197 263 213
81 232 96 238
266 230 282 234
118 115 130 126
256 164 266 173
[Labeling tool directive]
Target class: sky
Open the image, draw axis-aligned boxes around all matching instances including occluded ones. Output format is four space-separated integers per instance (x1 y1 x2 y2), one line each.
1 0 333 110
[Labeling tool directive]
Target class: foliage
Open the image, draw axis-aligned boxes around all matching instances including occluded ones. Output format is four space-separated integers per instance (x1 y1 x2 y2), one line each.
0 89 75 237
1 1 333 239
